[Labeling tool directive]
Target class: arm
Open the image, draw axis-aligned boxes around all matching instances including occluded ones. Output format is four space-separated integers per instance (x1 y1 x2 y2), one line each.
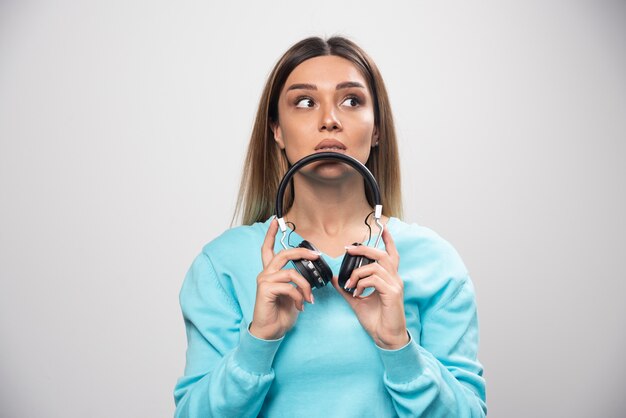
173 252 283 418
378 277 487 417
338 226 487 417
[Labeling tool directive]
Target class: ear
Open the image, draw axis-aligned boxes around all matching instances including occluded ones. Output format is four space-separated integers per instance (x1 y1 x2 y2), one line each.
371 126 379 147
271 121 285 150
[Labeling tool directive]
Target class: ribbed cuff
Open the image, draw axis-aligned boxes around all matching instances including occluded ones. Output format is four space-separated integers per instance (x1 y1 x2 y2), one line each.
232 323 284 375
376 330 425 383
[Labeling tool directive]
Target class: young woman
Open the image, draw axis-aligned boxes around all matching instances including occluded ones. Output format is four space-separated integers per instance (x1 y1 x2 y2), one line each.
174 36 487 417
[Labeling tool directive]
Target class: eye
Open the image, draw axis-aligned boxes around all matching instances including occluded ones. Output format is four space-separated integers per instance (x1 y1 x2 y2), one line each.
341 96 361 107
295 97 315 108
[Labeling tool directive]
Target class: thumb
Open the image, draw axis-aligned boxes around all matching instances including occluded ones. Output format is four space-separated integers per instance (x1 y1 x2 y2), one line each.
331 276 358 307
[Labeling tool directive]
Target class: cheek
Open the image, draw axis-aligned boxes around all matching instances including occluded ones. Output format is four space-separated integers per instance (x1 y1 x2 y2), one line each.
351 112 376 140
280 118 317 145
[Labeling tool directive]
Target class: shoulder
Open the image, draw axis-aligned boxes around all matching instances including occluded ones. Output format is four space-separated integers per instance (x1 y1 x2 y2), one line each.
182 220 269 301
200 219 269 261
388 217 468 276
387 217 471 307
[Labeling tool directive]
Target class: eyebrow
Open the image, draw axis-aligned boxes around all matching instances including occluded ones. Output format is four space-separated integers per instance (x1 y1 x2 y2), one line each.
336 81 365 90
286 81 366 91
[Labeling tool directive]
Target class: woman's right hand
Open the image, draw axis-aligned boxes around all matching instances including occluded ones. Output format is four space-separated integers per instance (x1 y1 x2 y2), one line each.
249 218 318 340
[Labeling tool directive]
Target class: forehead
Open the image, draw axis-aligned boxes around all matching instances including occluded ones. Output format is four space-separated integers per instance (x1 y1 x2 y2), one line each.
283 55 368 89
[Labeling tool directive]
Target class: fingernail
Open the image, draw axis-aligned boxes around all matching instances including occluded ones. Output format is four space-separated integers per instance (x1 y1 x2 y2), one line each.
310 294 315 304
344 245 355 252
344 279 351 289
309 250 322 256
352 289 358 298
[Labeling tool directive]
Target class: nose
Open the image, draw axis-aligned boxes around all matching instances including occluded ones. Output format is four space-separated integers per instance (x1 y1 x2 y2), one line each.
319 104 342 132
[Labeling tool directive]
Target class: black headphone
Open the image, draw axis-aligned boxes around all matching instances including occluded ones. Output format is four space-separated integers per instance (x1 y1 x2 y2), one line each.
275 152 384 294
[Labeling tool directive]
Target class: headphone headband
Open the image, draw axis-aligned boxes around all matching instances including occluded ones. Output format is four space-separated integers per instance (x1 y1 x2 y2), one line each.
275 152 383 232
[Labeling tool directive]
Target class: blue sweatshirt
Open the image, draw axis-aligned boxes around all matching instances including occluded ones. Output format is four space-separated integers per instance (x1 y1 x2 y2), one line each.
174 216 487 417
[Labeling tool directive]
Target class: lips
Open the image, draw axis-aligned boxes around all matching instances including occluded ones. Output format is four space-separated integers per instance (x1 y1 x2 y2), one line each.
314 139 347 152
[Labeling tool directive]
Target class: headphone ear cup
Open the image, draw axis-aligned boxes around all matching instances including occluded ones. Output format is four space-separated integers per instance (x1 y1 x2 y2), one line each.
338 245 359 292
294 241 333 289
338 243 374 293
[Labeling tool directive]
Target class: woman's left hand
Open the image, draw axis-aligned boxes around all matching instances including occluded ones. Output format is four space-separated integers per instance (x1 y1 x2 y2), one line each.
332 227 409 350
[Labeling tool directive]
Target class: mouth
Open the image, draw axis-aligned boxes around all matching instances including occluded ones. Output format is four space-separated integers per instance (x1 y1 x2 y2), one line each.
314 139 347 153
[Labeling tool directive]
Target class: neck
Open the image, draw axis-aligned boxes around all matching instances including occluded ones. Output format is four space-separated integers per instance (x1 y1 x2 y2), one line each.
284 172 375 237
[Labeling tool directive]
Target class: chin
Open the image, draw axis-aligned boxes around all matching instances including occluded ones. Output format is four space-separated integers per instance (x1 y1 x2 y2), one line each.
306 161 358 181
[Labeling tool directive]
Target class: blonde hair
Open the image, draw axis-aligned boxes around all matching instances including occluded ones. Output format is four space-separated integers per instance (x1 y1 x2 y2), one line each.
232 36 403 226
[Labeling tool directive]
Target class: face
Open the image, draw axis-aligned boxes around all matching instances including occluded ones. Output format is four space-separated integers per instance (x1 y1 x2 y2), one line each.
272 55 378 179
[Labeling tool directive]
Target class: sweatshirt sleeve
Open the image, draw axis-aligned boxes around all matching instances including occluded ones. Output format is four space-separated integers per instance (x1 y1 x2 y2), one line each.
376 277 487 418
173 251 283 418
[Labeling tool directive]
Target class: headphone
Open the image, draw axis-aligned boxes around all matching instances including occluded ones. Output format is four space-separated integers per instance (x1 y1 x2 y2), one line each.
275 152 384 294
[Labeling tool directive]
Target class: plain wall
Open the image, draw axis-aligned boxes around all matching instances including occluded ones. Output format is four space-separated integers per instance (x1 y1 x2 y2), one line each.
1 0 625 416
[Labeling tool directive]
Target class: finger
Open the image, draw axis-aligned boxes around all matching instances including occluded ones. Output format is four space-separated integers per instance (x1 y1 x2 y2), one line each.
331 276 359 308
267 247 321 273
344 262 395 290
263 269 313 303
266 282 305 311
352 274 398 299
344 245 394 273
261 218 279 268
381 227 400 269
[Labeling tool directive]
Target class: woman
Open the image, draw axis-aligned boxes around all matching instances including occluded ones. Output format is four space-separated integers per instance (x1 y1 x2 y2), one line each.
174 36 487 417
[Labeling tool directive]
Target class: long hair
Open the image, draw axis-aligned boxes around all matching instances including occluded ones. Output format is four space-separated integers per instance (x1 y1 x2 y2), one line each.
232 36 403 226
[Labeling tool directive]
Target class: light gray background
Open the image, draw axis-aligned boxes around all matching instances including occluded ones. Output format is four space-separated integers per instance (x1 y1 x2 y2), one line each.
1 0 624 417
